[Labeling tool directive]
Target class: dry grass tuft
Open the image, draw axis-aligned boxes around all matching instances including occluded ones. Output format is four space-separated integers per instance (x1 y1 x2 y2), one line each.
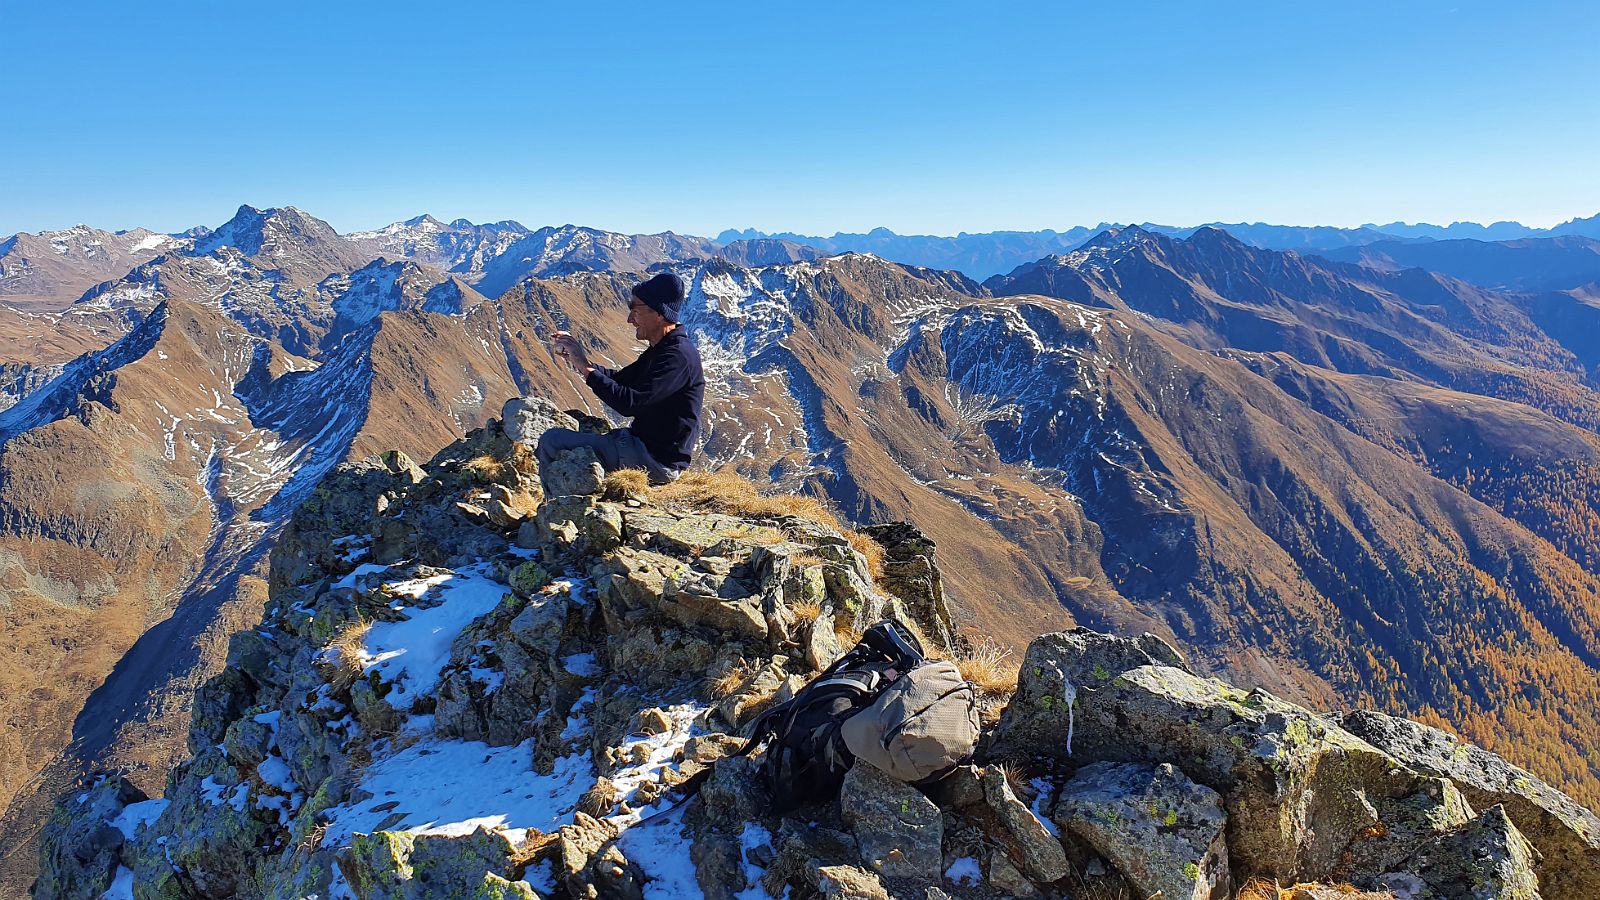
655 470 836 522
834 620 862 646
601 467 651 500
844 530 886 580
995 759 1036 800
791 600 824 626
461 443 539 484
506 441 539 476
509 829 561 872
709 662 752 700
1238 879 1395 900
297 821 329 853
324 619 372 695
954 639 1020 696
653 469 886 580
577 779 621 818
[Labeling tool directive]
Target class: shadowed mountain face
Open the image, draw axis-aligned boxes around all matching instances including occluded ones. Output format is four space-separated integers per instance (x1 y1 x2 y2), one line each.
5 211 1600 890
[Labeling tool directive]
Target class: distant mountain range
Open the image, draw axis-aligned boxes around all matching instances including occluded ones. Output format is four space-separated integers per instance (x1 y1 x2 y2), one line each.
9 211 1599 314
720 214 1600 279
4 204 1600 890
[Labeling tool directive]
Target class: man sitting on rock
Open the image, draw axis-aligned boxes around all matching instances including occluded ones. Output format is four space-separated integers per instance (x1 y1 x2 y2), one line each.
538 271 705 486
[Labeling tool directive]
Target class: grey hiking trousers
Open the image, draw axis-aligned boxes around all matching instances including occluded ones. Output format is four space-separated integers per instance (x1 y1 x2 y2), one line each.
535 426 682 486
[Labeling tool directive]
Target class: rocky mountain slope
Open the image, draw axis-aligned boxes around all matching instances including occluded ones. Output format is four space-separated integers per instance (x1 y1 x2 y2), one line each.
8 206 1600 893
0 226 180 311
0 232 566 886
34 414 1600 899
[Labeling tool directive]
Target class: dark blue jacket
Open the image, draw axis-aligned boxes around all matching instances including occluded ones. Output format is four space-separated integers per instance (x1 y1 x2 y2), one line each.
584 327 705 470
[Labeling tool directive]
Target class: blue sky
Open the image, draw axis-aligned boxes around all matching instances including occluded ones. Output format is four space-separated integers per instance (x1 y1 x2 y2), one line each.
2 1 1597 237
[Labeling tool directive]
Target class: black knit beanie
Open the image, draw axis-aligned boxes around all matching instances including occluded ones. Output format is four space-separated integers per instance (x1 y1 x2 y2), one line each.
630 272 685 323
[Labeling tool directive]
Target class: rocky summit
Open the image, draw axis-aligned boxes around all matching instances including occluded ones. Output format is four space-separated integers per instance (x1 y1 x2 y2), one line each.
35 396 1598 900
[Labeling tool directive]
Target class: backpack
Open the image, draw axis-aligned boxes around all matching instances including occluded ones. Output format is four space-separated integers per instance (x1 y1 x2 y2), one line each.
740 618 928 812
840 659 980 784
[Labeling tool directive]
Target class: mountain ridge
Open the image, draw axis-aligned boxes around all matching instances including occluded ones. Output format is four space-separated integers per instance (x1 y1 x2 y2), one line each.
6 204 1600 895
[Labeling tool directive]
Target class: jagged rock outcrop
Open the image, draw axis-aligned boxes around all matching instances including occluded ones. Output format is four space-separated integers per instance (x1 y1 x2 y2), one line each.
1341 709 1599 899
34 396 1600 899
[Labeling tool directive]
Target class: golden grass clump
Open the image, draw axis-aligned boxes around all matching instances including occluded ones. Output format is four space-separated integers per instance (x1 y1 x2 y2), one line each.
324 619 372 695
655 470 838 524
709 662 752 699
601 467 651 500
1238 879 1395 900
844 530 886 581
297 821 329 853
653 469 886 580
995 759 1036 800
462 442 539 484
954 639 1020 697
835 621 863 646
509 829 561 872
577 779 622 818
791 599 824 626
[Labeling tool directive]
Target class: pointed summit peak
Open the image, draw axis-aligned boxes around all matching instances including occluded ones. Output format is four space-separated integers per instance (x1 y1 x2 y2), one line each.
1079 223 1156 250
1186 225 1248 249
404 214 445 229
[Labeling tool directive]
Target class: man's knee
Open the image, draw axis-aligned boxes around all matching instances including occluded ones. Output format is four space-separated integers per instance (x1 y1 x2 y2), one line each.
535 427 577 464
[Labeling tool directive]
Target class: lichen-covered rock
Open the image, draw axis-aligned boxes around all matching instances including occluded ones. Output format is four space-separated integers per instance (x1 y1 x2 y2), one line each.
34 775 149 900
991 627 1187 760
554 812 621 895
507 560 553 599
501 396 579 447
985 849 1040 896
130 749 274 898
271 455 421 592
1377 805 1542 900
340 828 524 899
840 763 943 881
1055 761 1230 900
579 844 645 900
801 609 845 671
539 447 605 498
1341 776 1475 882
534 495 622 556
700 755 765 829
661 568 770 641
979 766 1069 883
623 509 763 557
1342 709 1598 899
1017 658 1449 882
861 521 956 651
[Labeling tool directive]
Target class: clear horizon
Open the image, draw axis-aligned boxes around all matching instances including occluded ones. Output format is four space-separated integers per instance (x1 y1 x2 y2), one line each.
3 1 1597 237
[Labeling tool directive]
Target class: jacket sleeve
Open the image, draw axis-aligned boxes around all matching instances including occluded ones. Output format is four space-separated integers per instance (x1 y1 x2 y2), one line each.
585 347 691 417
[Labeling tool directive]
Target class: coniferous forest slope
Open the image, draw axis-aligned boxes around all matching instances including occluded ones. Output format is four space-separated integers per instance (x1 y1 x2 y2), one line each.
3 208 1600 891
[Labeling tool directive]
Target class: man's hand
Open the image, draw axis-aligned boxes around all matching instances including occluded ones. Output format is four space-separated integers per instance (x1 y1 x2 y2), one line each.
552 331 592 375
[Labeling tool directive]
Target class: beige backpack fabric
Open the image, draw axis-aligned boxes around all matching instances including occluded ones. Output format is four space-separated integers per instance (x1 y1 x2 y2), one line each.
841 659 980 783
